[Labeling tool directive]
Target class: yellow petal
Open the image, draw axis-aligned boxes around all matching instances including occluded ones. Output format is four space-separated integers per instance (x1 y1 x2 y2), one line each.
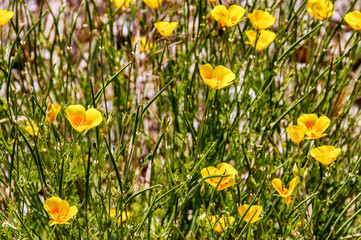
64 206 78 222
287 177 300 195
46 103 61 124
314 116 330 135
238 204 263 223
44 197 62 213
286 125 305 144
310 146 341 166
211 5 230 27
0 9 14 26
271 178 284 195
65 105 86 131
344 11 361 31
286 196 292 206
143 0 163 8
200 64 214 81
297 114 318 129
84 108 103 130
228 5 246 26
307 0 334 20
154 22 177 37
212 65 235 89
247 10 275 30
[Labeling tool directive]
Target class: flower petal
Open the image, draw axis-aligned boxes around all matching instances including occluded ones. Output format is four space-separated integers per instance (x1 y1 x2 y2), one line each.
271 178 284 196
65 105 86 130
84 108 103 130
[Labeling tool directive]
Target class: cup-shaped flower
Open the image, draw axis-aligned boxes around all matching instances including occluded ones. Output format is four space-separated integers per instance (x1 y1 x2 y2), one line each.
109 208 128 222
46 103 61 124
0 9 14 26
271 177 300 206
210 216 235 232
154 22 177 37
132 36 153 53
211 5 246 28
143 0 163 9
238 205 263 223
247 10 275 30
307 0 334 20
310 146 341 166
43 197 78 226
110 0 134 8
245 30 276 51
201 163 238 191
65 105 102 132
344 11 361 31
26 121 39 136
297 114 330 139
200 64 235 89
286 125 306 144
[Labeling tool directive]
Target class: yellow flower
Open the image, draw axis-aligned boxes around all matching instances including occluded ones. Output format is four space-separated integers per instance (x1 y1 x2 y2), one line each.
245 30 276 51
297 114 330 139
154 22 177 37
238 204 262 223
286 125 306 144
0 9 14 26
211 5 246 28
43 197 78 226
143 0 163 9
310 145 341 166
271 177 300 206
344 11 361 31
132 36 153 53
46 103 61 124
199 64 235 89
210 216 235 232
208 0 217 2
109 208 128 222
201 163 238 191
110 0 135 8
65 105 103 132
26 121 39 136
306 0 334 20
247 10 275 30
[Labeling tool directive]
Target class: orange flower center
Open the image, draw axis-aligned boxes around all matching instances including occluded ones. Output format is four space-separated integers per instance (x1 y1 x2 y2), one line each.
74 117 86 127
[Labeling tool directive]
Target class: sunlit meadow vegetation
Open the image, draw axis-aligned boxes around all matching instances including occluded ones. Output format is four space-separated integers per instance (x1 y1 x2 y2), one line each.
1 0 361 239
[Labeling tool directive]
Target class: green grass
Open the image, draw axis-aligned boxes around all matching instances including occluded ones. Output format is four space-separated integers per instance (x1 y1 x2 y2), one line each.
1 0 361 239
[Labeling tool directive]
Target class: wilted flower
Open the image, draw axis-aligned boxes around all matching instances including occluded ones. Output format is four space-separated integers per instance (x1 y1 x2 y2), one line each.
132 36 153 52
143 0 163 9
271 177 300 206
310 146 341 166
26 121 39 136
211 5 246 27
65 105 102 132
286 125 306 144
0 9 13 26
43 197 78 226
200 64 235 89
110 0 135 8
154 22 177 37
297 114 330 139
238 204 262 223
307 0 334 20
201 163 238 190
245 30 276 51
344 11 361 31
210 216 235 232
247 10 275 30
109 208 129 222
46 103 61 124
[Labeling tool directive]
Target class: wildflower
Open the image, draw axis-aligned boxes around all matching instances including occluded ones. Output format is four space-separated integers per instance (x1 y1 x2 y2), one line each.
132 36 153 52
297 114 330 139
344 11 361 31
306 0 334 20
0 9 13 26
238 204 262 223
46 103 61 124
43 197 78 226
65 105 102 132
26 121 39 136
247 10 275 30
310 145 341 166
110 0 134 8
211 5 246 28
109 208 128 222
143 0 163 9
208 0 217 2
154 22 177 37
271 177 300 206
245 30 276 51
210 216 235 232
286 125 306 144
199 64 235 89
201 163 238 191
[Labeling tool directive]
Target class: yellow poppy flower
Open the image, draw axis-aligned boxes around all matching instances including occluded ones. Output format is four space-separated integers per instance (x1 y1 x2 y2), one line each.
26 121 39 136
211 5 246 28
208 0 217 2
297 114 330 139
65 105 103 132
306 0 334 20
0 9 14 26
245 30 276 51
132 36 153 52
286 125 306 144
199 64 235 89
143 0 163 9
247 10 275 30
201 163 238 191
154 22 177 37
344 11 361 31
271 177 300 206
46 103 61 124
110 0 135 8
43 197 78 226
210 216 235 232
109 208 129 222
238 204 262 223
310 145 341 166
